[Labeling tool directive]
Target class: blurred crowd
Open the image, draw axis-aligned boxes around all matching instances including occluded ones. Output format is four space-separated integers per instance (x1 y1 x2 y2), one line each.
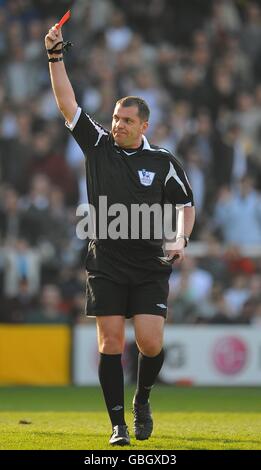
0 0 260 325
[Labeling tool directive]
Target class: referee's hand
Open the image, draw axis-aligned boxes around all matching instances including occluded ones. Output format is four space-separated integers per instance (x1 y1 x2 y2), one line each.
165 238 185 263
45 24 63 51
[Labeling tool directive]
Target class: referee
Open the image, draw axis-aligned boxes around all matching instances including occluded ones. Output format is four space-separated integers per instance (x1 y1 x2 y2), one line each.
45 24 195 446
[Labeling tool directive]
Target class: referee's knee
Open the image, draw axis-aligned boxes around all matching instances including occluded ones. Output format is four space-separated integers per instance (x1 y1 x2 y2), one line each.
137 340 163 358
98 337 124 354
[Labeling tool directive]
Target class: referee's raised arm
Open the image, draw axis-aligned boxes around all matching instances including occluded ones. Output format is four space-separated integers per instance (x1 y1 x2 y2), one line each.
45 24 77 124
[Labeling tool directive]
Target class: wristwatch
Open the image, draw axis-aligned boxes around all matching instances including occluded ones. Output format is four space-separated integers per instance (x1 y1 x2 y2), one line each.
176 235 189 247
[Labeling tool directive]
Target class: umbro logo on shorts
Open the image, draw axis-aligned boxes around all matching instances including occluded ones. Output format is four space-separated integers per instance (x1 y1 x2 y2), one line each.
156 304 167 309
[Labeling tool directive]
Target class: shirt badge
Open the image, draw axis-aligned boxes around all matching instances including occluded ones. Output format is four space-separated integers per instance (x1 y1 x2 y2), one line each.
138 169 155 186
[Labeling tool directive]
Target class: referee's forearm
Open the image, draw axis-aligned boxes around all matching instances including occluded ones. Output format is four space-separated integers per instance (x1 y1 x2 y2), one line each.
48 57 77 121
176 206 195 238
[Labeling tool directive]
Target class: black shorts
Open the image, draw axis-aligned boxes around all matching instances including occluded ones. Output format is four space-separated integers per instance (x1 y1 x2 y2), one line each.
85 241 172 319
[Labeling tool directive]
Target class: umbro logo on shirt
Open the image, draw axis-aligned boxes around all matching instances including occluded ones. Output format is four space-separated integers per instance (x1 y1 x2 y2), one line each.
138 169 156 186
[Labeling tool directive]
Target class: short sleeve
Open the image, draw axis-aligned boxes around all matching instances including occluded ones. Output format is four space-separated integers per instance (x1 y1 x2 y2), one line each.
164 156 194 206
65 107 109 154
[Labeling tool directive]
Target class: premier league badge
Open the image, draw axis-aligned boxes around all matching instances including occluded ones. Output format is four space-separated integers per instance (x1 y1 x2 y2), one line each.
138 169 156 186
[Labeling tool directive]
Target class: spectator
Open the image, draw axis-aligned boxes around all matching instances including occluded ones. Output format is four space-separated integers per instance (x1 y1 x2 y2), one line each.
169 256 213 303
1 238 41 297
214 176 261 245
0 187 27 241
224 274 250 318
105 10 133 52
25 284 70 324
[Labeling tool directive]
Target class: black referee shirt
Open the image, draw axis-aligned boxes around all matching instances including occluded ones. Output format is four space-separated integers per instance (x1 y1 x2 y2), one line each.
66 107 194 258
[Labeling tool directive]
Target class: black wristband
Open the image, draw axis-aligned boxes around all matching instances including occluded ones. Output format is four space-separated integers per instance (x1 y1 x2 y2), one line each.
48 57 63 63
46 40 73 55
47 49 63 55
176 235 189 247
47 41 63 54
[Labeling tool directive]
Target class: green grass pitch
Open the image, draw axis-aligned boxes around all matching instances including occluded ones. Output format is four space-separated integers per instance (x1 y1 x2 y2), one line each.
0 386 261 450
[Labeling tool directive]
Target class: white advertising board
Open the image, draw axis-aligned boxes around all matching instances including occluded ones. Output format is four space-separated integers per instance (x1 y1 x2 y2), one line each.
73 325 261 385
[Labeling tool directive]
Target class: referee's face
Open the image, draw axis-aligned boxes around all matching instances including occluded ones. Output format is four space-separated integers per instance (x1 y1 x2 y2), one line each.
112 104 148 149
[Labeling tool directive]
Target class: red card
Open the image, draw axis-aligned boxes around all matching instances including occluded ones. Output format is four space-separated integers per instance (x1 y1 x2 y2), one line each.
56 10 71 29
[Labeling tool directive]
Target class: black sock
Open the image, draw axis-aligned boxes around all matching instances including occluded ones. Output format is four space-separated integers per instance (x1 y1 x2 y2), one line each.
134 349 164 405
98 353 125 426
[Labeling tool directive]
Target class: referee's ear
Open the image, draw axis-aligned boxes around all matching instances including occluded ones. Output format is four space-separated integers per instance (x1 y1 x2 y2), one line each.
141 121 149 133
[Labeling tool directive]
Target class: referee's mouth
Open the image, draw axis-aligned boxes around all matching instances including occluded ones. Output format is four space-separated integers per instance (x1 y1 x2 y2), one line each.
113 132 129 143
114 131 127 136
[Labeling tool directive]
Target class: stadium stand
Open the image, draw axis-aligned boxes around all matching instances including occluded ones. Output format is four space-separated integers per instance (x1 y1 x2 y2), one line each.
0 0 260 325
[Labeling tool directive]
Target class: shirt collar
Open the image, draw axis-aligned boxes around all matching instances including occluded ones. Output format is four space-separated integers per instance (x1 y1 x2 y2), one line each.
142 135 151 150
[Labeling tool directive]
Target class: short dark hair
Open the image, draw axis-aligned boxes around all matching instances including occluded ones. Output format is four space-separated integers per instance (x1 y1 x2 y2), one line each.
116 96 150 122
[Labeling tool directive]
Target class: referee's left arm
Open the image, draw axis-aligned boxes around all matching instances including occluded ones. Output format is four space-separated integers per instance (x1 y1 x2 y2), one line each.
165 206 195 262
164 155 195 261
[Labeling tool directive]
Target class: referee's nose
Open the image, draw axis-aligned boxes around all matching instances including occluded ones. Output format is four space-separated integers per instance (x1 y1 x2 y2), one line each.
116 119 125 130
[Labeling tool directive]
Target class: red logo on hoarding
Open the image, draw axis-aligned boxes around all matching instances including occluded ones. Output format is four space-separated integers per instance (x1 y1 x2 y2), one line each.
213 336 247 375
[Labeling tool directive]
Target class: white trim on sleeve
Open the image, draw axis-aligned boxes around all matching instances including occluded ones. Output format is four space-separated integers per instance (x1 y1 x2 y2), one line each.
165 162 188 196
65 107 82 130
